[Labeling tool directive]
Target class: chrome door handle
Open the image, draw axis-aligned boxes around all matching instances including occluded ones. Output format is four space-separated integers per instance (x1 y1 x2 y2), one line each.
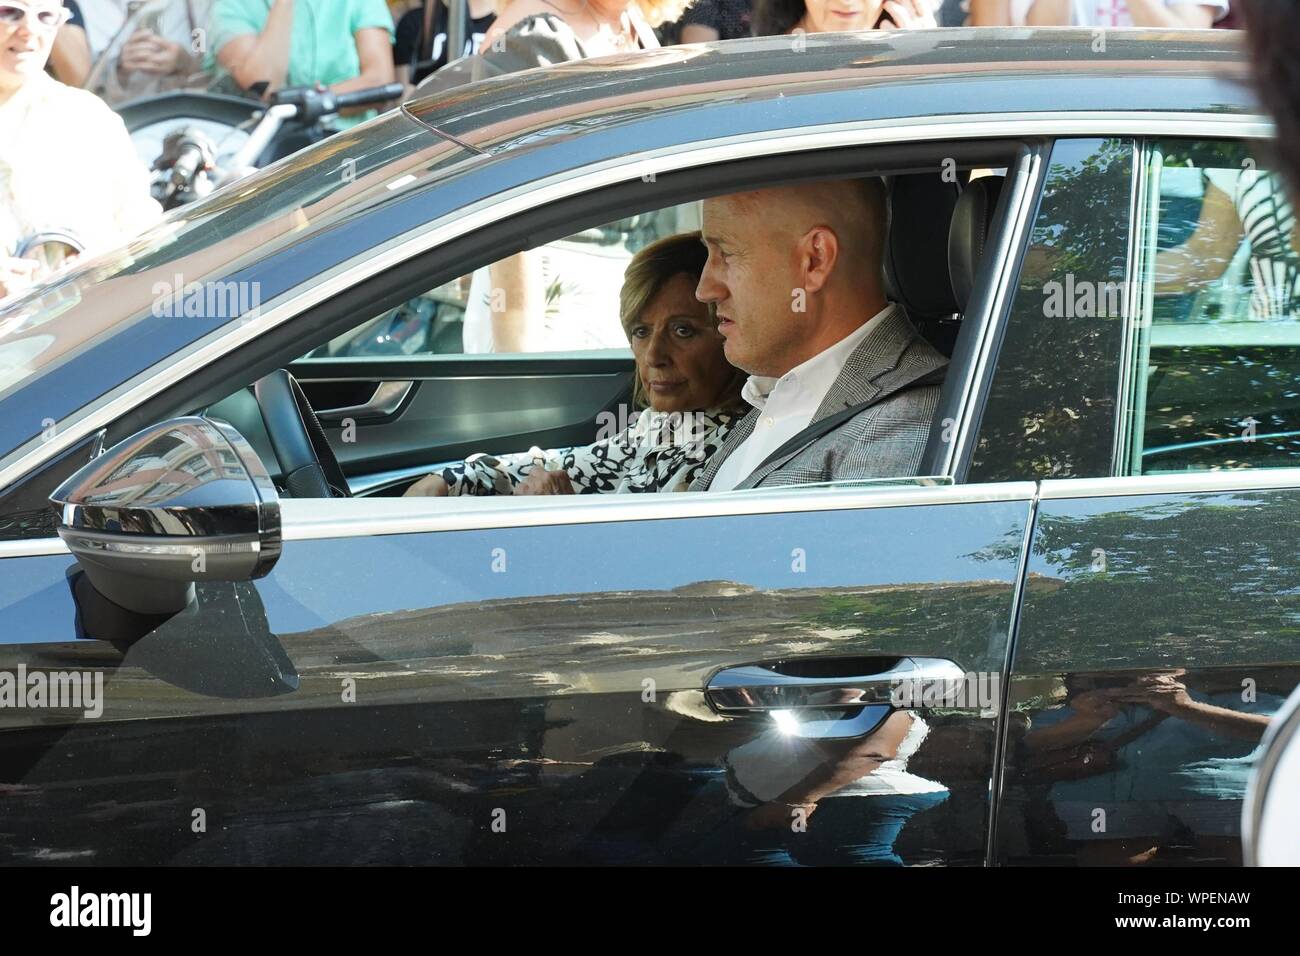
705 656 966 714
314 380 415 424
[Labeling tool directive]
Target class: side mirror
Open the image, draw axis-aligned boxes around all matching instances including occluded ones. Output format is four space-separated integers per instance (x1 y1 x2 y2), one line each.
50 417 281 615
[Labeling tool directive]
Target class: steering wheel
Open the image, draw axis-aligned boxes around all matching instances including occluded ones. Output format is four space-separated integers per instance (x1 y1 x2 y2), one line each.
253 369 351 498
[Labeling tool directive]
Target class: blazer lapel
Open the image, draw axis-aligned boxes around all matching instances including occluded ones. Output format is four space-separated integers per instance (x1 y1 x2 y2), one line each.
809 305 914 423
689 408 759 491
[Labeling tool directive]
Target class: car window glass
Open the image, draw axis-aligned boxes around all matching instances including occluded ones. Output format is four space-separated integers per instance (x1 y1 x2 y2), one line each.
304 203 703 358
1123 140 1300 474
0 118 456 405
968 138 1133 482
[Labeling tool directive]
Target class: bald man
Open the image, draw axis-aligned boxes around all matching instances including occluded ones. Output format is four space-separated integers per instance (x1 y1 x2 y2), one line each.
691 178 948 492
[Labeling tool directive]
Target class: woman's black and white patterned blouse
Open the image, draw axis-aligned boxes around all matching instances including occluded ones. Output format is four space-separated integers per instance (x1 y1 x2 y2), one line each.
434 406 741 496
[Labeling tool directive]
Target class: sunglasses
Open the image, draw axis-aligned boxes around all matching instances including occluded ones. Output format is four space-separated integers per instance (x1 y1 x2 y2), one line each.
0 3 72 30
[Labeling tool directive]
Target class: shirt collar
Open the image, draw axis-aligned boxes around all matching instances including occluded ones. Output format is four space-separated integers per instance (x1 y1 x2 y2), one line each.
0 73 48 124
741 301 898 411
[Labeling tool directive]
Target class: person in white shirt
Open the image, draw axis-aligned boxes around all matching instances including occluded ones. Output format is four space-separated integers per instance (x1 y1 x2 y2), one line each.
0 0 161 302
1022 0 1226 27
691 179 948 492
78 0 212 104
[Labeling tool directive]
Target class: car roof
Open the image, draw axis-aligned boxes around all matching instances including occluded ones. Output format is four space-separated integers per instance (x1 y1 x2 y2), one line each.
405 27 1256 155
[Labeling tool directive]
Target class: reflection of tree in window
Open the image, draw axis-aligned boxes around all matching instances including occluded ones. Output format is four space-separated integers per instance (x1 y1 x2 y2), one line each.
970 138 1133 482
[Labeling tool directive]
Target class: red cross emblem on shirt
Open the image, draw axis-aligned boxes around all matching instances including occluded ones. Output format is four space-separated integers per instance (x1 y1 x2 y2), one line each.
1094 0 1127 25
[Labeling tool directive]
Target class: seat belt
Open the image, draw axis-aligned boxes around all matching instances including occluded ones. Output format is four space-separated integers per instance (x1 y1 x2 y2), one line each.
752 364 947 475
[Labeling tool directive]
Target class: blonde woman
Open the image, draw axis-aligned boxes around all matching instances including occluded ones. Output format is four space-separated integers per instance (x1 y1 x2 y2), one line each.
405 232 748 497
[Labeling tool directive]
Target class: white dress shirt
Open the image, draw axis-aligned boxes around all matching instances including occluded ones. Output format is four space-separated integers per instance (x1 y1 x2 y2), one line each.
0 74 160 262
709 303 897 492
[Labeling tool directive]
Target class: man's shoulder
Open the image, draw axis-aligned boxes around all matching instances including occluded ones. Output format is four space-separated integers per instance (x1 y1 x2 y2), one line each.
894 325 950 382
835 307 948 399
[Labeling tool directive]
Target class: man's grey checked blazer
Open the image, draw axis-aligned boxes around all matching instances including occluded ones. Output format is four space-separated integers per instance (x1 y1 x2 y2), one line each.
689 304 949 491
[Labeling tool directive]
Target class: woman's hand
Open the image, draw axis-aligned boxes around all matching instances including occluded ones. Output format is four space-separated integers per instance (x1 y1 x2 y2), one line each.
404 473 451 497
119 30 186 76
1068 688 1123 719
515 468 575 496
0 257 39 301
879 0 938 29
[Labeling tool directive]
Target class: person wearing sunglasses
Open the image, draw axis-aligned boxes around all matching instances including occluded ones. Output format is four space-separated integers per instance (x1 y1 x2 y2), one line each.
0 0 160 302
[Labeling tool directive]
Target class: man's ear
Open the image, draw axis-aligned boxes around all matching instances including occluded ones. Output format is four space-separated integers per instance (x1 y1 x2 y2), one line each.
799 225 839 296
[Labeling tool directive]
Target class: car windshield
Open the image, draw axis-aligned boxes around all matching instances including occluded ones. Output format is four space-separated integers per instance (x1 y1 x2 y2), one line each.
0 111 460 412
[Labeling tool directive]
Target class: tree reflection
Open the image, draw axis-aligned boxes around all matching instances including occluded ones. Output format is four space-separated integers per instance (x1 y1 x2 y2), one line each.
970 138 1133 482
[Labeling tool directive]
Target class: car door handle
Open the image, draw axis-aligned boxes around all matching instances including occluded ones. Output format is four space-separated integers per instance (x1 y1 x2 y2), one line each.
705 656 966 714
314 380 415 424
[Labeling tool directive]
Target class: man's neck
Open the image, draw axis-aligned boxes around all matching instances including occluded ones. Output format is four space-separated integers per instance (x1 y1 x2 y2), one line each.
769 294 889 378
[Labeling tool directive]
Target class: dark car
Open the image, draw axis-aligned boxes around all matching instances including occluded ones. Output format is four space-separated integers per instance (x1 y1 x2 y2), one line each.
0 28 1295 866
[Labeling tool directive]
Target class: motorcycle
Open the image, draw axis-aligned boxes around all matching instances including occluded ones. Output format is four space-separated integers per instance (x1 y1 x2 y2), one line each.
117 82 405 210
112 81 466 356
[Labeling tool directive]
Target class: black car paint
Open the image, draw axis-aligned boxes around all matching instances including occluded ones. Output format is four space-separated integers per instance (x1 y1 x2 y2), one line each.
2 497 1029 864
997 488 1300 865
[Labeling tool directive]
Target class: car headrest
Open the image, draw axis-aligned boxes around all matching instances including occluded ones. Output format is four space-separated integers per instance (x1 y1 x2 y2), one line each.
884 173 962 320
948 175 1005 313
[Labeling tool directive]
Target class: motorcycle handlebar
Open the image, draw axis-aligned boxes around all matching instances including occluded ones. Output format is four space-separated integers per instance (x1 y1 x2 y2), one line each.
332 83 405 111
268 83 404 125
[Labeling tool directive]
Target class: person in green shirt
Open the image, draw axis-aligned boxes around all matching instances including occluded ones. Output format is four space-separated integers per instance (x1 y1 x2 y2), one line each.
208 0 395 127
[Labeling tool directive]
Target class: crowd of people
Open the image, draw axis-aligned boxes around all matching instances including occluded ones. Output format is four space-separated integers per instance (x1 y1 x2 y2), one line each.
0 0 1252 301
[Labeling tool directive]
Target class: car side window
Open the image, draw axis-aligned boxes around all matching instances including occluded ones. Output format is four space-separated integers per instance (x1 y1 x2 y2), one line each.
967 138 1134 482
1120 140 1300 474
306 204 702 358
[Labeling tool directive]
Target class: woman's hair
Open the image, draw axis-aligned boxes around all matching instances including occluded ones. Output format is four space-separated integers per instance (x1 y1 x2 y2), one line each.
633 0 692 27
619 231 747 410
1239 0 1300 203
753 0 807 36
490 0 693 29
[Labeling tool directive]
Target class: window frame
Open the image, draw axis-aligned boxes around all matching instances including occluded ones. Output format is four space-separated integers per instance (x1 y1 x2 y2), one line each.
113 137 1031 510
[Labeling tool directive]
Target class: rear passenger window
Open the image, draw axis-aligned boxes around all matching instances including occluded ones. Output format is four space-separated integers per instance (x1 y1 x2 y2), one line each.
1123 140 1300 474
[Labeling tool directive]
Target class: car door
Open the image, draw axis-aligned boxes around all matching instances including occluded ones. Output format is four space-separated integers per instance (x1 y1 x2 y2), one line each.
0 133 1041 866
970 136 1300 865
0 481 1035 865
